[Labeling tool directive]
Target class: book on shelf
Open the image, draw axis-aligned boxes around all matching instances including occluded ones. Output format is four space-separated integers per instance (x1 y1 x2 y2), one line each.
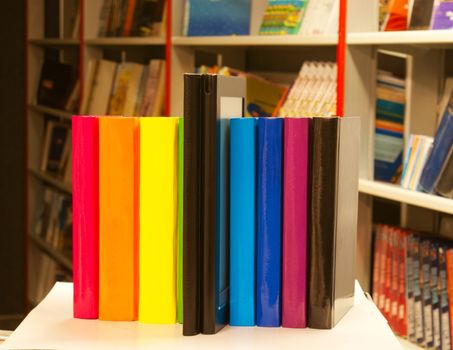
379 0 453 30
372 224 453 348
278 61 337 117
40 121 72 183
32 186 72 304
400 134 433 191
97 0 166 37
36 60 78 112
44 0 79 38
259 0 309 35
419 91 453 195
374 71 405 184
184 0 251 36
82 58 165 116
380 0 409 31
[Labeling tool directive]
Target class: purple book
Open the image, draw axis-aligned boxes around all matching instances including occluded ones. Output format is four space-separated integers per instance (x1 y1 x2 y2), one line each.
282 118 311 328
432 2 453 29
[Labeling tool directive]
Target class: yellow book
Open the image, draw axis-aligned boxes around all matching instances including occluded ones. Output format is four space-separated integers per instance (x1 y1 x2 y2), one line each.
139 117 179 323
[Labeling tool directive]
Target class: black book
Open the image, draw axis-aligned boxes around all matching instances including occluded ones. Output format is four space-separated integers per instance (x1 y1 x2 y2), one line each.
409 0 435 30
37 60 75 110
44 0 60 38
132 0 166 36
200 74 245 335
308 116 360 329
183 74 203 336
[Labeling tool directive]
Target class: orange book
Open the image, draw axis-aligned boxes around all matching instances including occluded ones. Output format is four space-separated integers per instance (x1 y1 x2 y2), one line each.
384 0 408 31
99 116 139 321
122 0 137 37
445 249 453 342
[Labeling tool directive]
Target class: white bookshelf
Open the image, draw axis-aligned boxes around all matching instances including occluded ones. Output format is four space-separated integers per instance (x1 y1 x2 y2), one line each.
172 34 338 47
28 104 73 120
85 37 166 46
359 179 453 215
348 30 453 46
24 2 453 342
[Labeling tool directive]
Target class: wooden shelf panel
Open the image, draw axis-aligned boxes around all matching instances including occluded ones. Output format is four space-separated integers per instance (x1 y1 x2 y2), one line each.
359 179 453 215
348 30 453 46
172 34 338 47
28 38 80 46
28 168 72 195
28 233 72 271
28 104 73 120
85 37 166 46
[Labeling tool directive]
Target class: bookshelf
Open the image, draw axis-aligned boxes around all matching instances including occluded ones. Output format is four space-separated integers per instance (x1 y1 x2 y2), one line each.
24 0 452 348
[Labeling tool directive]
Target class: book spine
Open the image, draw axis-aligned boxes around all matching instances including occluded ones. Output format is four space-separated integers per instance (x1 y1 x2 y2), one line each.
308 117 339 329
122 0 136 36
412 237 424 345
256 118 283 327
177 118 184 324
398 229 407 336
372 226 382 306
406 234 415 342
421 240 433 348
98 117 139 321
230 118 257 327
430 242 441 350
138 117 178 324
201 75 218 334
390 228 399 331
446 249 453 348
182 74 202 336
384 225 392 322
282 118 310 328
379 226 388 313
439 246 451 350
72 116 99 319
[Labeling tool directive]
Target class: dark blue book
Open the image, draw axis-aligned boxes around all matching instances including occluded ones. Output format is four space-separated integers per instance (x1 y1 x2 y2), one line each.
230 117 257 326
256 117 283 327
185 0 251 36
419 102 453 193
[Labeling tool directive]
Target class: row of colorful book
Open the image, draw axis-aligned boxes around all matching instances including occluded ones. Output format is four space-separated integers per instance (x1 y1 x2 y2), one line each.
372 224 453 349
380 0 453 31
196 61 337 120
72 74 359 336
400 96 453 198
184 0 338 36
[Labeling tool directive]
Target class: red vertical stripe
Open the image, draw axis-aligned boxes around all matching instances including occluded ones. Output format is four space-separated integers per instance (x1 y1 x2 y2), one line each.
165 0 172 116
336 0 347 117
79 0 84 108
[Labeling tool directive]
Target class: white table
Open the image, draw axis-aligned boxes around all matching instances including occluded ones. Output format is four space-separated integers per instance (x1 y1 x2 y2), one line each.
1 281 403 350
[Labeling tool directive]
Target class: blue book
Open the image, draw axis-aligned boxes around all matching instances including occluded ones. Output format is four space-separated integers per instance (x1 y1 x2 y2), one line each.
419 105 453 193
230 118 257 326
256 117 283 327
184 0 251 36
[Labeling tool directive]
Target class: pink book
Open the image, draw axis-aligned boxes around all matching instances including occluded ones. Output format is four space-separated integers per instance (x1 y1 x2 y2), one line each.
72 116 99 319
282 117 311 328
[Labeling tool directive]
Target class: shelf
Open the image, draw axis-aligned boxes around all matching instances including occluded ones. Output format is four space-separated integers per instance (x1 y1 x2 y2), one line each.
28 104 73 120
28 168 72 195
85 37 166 46
172 34 338 47
358 179 453 215
28 233 72 271
348 30 453 46
28 38 80 47
2 281 402 350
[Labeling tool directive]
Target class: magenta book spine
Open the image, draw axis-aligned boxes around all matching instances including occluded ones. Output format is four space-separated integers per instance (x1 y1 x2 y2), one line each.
72 116 99 319
282 118 310 328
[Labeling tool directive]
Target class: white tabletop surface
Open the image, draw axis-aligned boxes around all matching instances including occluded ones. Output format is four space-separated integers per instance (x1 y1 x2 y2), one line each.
1 281 403 350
